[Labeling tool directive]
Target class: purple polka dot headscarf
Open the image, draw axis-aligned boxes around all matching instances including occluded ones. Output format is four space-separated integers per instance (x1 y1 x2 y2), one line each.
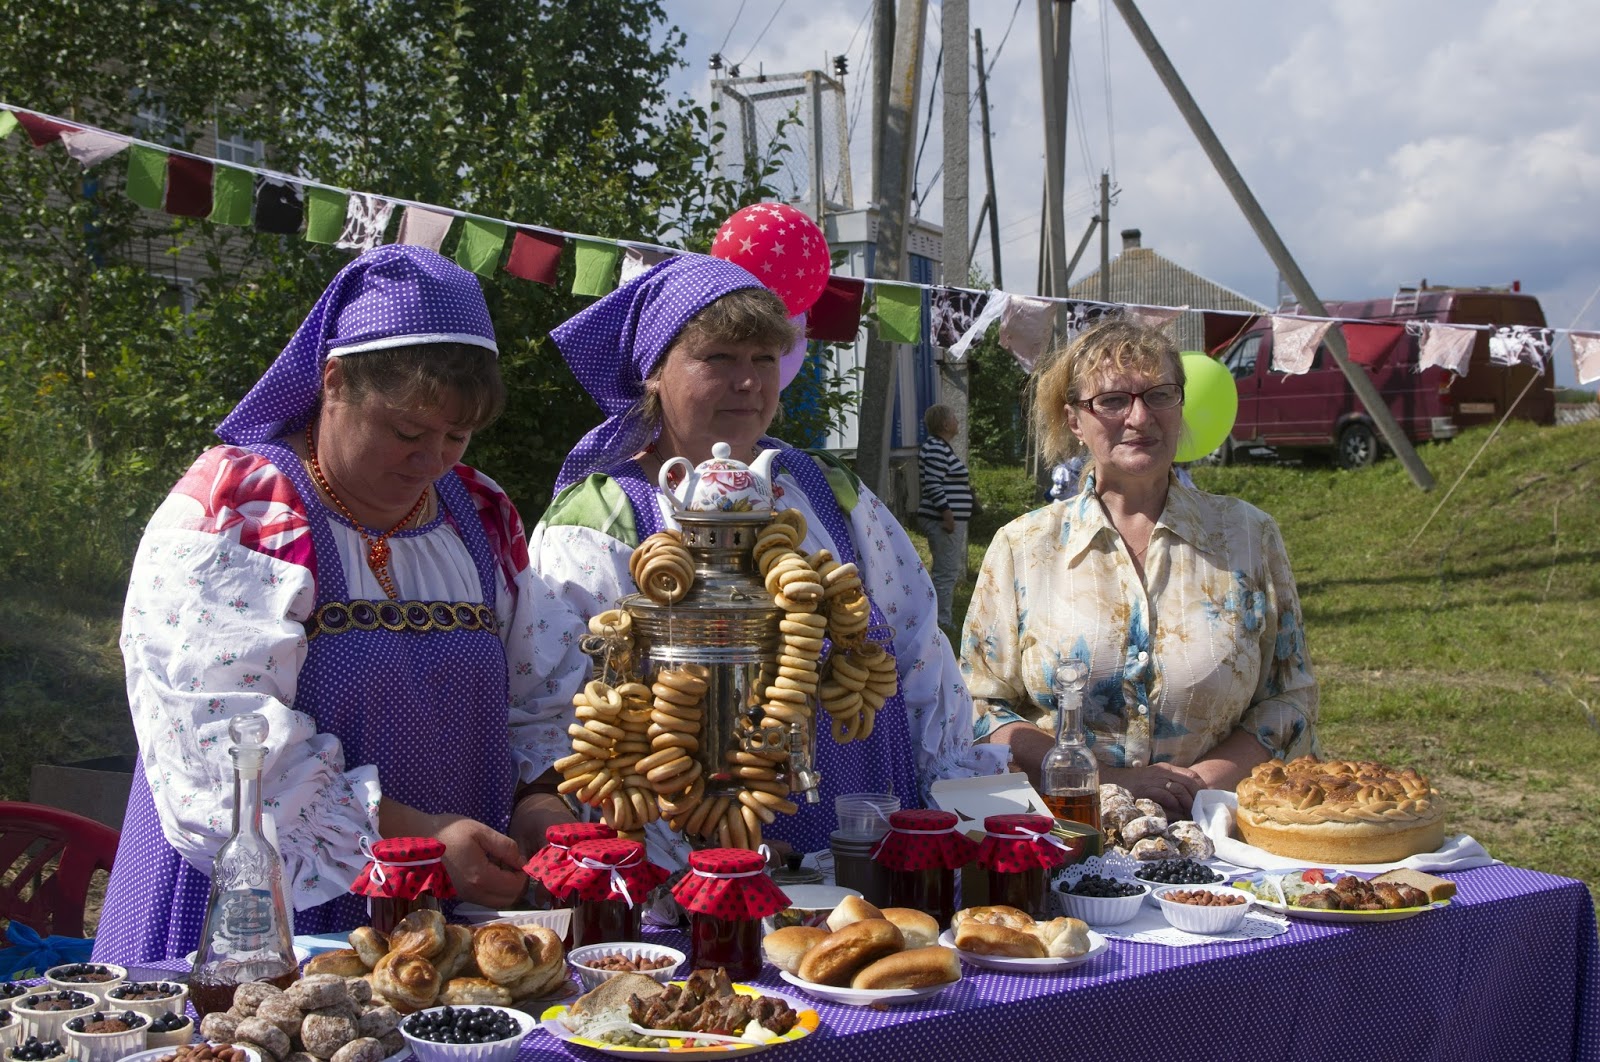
549 254 764 492
216 245 498 445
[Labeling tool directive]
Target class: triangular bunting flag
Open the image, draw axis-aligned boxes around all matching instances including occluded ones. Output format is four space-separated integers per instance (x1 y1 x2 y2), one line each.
396 206 453 252
930 288 989 348
14 111 77 147
874 284 922 344
164 155 213 218
335 193 395 251
806 276 866 342
1488 325 1552 375
60 129 128 168
304 187 349 244
455 217 507 277
1270 316 1331 374
253 176 304 234
504 229 564 285
572 239 621 297
0 111 16 141
1572 332 1600 386
1125 305 1184 331
998 296 1056 370
948 291 1010 361
208 166 253 226
125 144 166 210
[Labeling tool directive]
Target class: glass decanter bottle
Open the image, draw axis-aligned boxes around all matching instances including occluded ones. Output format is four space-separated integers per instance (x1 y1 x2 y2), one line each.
189 714 299 1015
1040 662 1101 833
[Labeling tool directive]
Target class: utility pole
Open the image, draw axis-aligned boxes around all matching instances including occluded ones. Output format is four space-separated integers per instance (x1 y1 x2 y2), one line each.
1065 214 1099 281
1036 0 1071 297
974 27 1002 289
1098 171 1111 302
940 0 971 581
857 0 929 497
1109 0 1434 490
870 0 895 202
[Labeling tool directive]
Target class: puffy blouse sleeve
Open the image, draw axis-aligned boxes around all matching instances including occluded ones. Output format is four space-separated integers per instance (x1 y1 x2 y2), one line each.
1237 514 1319 759
959 521 1035 738
120 447 382 912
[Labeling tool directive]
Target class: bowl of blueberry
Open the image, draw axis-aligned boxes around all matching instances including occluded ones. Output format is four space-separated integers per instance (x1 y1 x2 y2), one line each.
0 984 28 1015
4 1036 66 1062
10 992 96 1045
42 965 126 1006
0 1011 17 1055
62 1009 150 1062
143 1011 195 1050
106 982 188 1023
399 1006 536 1062
1058 874 1151 926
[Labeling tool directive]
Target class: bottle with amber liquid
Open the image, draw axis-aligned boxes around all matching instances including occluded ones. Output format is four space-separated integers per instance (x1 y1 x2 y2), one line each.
189 714 299 1016
1041 662 1101 834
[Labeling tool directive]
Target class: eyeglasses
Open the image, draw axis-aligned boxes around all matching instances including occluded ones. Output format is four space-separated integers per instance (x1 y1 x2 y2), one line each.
1073 383 1185 418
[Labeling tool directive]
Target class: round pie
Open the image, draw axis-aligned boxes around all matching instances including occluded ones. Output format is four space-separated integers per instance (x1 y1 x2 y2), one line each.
1234 756 1445 864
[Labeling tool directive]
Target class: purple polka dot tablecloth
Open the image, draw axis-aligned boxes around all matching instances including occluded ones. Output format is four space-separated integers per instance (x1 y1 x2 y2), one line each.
127 864 1596 1062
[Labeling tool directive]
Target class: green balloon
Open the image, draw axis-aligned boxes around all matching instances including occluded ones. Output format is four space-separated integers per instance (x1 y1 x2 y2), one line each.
1175 352 1239 462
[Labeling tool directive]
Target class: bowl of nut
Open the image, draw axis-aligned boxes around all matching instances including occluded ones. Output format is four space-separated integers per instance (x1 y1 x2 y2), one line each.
1151 883 1255 934
565 943 686 992
399 1005 537 1062
116 1042 262 1062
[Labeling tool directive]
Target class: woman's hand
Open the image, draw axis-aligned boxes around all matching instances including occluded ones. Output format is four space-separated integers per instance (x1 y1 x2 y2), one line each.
509 791 578 859
1100 763 1205 819
380 798 529 909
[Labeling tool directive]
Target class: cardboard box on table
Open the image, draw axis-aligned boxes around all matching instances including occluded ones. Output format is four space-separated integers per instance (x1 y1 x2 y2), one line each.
930 774 1100 908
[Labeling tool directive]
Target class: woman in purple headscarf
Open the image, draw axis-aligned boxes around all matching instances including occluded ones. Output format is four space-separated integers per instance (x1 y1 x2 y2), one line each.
527 255 1007 870
94 246 563 963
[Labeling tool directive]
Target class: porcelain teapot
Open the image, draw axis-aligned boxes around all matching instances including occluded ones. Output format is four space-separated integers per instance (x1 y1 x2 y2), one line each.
659 442 780 513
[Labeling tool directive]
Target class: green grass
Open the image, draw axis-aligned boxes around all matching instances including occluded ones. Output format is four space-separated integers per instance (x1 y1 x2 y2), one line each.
7 418 1598 900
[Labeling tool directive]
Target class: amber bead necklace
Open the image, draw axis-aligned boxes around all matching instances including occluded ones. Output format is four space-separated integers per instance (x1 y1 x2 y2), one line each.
306 421 428 600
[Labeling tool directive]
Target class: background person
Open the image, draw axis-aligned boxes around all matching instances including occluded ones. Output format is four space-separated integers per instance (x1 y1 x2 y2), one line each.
528 255 1006 868
962 320 1318 819
916 403 975 630
94 247 562 963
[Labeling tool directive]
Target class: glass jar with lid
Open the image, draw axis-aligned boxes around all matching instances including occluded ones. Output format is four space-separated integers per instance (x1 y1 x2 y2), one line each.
350 837 454 937
673 849 791 980
974 814 1072 920
872 809 978 928
523 822 617 919
563 839 667 949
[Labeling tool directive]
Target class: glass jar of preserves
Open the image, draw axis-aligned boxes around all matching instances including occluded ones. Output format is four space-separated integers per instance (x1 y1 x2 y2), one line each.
673 849 791 981
522 822 617 918
351 836 454 937
872 809 978 928
975 814 1071 920
564 839 666 949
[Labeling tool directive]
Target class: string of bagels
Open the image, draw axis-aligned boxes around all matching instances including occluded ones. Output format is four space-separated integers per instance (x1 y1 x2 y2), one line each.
553 509 897 850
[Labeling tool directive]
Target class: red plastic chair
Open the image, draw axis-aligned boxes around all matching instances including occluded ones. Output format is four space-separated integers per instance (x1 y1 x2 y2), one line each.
0 802 120 938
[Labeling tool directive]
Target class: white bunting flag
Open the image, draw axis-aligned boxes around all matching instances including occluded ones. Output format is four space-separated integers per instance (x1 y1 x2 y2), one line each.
1270 317 1331 375
1571 332 1600 386
395 205 453 251
60 129 129 168
1416 322 1477 376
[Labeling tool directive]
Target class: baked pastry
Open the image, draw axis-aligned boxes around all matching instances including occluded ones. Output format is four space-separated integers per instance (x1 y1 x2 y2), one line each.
950 905 1034 932
472 923 536 985
880 908 939 949
439 977 513 1006
1030 917 1091 959
433 924 475 980
305 950 369 978
825 895 885 933
1235 756 1446 864
371 951 441 1012
953 922 1046 958
387 909 447 959
797 919 904 986
349 927 388 968
848 946 961 990
762 926 830 975
518 925 566 981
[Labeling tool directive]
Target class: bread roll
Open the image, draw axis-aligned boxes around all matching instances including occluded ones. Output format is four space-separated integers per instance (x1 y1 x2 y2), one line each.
950 905 1034 932
880 908 940 949
797 919 904 986
953 922 1046 959
762 926 830 976
349 927 389 968
371 951 441 1012
433 925 475 980
305 949 369 977
848 946 961 990
825 895 885 933
1030 917 1091 959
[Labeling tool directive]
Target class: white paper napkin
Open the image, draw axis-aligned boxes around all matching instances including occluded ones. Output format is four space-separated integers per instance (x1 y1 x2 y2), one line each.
1094 905 1289 947
1192 789 1497 873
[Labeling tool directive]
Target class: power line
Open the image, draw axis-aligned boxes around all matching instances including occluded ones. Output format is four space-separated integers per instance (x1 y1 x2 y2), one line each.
990 0 1026 67
911 41 944 209
1100 0 1118 179
717 0 748 55
735 0 789 67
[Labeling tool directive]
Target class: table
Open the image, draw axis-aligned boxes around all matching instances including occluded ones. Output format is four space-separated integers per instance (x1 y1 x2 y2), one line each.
133 865 1596 1062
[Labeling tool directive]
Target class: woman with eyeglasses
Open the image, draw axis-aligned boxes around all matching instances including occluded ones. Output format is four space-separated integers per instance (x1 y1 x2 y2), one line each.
960 320 1318 818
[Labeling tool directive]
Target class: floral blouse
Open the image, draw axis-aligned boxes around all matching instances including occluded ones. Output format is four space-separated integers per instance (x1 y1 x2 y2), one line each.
962 472 1318 769
120 446 550 912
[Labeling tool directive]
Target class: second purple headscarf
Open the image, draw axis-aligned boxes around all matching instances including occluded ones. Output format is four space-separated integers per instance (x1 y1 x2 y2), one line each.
549 254 764 493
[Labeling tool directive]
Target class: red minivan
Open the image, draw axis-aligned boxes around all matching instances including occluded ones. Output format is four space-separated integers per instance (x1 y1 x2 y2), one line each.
1208 286 1549 469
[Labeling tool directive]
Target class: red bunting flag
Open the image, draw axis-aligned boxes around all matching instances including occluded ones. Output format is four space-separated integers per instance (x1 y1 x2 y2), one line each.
164 155 214 218
806 276 867 342
504 229 564 285
14 111 79 147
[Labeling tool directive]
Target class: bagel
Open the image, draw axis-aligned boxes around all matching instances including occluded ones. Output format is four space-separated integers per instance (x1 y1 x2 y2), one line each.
797 919 904 986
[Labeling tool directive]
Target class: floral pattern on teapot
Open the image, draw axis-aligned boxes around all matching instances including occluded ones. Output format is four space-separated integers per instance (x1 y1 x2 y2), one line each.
659 442 780 513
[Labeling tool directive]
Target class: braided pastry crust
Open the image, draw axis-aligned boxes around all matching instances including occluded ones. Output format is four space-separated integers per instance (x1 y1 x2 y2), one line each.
1234 755 1446 863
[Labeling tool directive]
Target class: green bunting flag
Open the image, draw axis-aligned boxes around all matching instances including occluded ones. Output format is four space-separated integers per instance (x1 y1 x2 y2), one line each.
125 145 166 210
455 217 507 277
572 239 622 297
0 111 17 141
208 166 253 226
875 284 923 344
304 187 349 244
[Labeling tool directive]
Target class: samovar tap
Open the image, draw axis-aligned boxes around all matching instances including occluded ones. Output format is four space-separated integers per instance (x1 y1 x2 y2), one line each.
787 721 822 803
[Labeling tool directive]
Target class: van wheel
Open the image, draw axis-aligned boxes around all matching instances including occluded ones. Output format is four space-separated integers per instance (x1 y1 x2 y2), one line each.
1336 423 1378 470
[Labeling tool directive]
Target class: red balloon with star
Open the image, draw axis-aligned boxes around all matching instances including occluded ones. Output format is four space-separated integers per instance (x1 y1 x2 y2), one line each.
711 203 831 316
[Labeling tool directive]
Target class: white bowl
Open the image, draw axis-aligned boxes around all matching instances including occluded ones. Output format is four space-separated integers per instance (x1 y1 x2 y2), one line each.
62 1009 150 1062
565 943 685 992
0 985 29 1015
398 1005 537 1062
1059 881 1151 926
4 1041 68 1062
11 992 97 1044
141 1015 195 1050
101 984 188 1023
761 885 862 933
0 1013 17 1055
117 1045 262 1062
42 969 126 1008
1151 884 1255 934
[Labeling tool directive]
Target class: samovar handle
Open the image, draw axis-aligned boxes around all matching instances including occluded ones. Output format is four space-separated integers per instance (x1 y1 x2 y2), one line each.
787 721 822 804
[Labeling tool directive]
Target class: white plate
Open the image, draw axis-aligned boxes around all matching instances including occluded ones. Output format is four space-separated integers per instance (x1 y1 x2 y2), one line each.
937 928 1108 973
539 984 818 1058
119 1047 264 1062
775 970 954 1008
1225 868 1450 923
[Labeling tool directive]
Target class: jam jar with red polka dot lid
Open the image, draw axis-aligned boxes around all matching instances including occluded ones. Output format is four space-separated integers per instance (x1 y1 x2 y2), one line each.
672 848 791 980
351 837 454 936
563 838 668 948
975 814 1072 920
523 822 616 918
873 809 978 928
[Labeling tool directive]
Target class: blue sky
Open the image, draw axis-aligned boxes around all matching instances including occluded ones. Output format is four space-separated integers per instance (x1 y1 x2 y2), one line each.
660 0 1598 387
